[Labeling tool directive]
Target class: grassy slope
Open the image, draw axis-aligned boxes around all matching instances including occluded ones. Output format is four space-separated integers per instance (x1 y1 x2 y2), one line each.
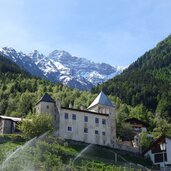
0 135 152 171
69 141 152 168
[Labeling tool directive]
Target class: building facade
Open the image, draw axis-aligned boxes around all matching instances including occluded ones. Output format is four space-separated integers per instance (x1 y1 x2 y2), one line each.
36 91 116 147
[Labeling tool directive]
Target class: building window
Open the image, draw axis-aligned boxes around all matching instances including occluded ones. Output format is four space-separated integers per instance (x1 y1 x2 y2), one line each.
72 114 76 120
95 118 99 124
102 131 106 136
47 105 49 109
84 116 88 122
67 126 72 131
154 153 167 163
102 119 106 125
65 113 68 119
84 128 88 133
95 130 99 135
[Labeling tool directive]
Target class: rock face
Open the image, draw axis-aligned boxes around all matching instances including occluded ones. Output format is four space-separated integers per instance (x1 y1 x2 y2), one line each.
0 47 125 90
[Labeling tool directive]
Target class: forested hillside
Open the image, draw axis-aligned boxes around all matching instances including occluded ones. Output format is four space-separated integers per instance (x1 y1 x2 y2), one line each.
92 35 171 118
0 72 96 117
0 52 171 145
0 55 26 74
0 54 97 117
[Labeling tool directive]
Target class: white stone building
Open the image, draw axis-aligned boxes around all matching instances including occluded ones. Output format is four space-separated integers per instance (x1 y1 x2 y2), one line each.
36 91 116 147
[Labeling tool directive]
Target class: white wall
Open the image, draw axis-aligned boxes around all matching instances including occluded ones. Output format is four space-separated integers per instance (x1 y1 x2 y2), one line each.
59 108 112 146
88 104 110 114
36 99 116 147
36 102 56 115
88 103 116 144
36 101 60 130
166 138 171 165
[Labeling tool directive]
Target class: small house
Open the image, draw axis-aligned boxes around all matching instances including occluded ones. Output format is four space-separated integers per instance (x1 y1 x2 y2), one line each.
125 118 148 133
143 135 171 168
125 118 148 149
0 115 21 134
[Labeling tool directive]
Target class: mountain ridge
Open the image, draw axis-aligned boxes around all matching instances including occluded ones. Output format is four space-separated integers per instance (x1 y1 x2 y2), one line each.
0 47 125 90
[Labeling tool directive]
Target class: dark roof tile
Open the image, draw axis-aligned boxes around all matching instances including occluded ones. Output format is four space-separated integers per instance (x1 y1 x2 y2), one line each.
37 93 55 104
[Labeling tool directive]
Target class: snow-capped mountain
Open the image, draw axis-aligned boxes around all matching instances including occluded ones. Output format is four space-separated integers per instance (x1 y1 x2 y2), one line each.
0 47 45 78
0 47 125 90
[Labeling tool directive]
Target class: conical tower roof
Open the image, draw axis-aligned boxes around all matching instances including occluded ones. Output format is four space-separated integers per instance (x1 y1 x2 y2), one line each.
87 91 114 109
36 93 55 104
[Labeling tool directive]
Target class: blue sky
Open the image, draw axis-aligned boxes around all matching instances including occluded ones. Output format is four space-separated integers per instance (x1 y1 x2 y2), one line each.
0 0 171 66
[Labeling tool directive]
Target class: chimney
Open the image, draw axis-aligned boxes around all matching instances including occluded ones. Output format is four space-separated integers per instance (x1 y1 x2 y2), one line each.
80 106 84 110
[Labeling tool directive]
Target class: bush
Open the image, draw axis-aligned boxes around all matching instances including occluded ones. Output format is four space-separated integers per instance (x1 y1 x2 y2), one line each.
18 114 54 139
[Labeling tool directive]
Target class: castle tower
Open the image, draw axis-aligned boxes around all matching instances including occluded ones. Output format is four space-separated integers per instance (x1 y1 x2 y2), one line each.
87 91 116 145
36 93 59 130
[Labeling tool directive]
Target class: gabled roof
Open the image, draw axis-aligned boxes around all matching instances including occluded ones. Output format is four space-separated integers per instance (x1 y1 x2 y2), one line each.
36 93 55 104
87 91 114 109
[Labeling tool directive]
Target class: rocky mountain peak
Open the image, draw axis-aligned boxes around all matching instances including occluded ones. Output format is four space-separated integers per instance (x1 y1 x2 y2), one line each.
28 50 45 63
48 50 72 61
0 47 125 90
